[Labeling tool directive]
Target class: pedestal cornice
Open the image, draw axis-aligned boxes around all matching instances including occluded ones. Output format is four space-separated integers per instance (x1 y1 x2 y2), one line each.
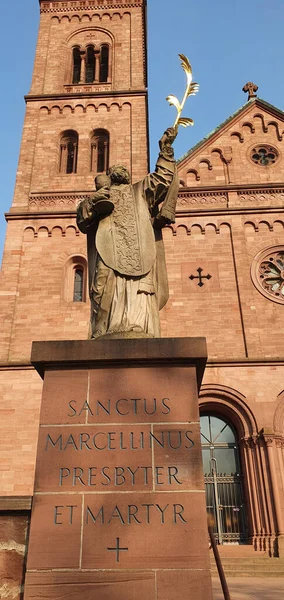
31 337 207 390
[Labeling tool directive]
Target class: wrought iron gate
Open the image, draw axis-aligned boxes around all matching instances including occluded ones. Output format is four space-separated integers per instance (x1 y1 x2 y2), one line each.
201 415 248 544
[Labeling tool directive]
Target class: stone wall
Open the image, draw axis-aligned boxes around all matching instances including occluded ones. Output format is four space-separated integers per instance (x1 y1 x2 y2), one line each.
0 502 31 600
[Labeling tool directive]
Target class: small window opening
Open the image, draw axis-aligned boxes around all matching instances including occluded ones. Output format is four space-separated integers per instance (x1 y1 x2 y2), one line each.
100 45 109 82
97 138 107 172
91 129 109 173
73 267 84 302
72 48 81 84
86 46 95 83
66 141 76 174
60 131 78 174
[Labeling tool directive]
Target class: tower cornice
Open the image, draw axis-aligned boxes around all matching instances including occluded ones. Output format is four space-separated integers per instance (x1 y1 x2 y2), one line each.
25 90 147 103
39 0 146 13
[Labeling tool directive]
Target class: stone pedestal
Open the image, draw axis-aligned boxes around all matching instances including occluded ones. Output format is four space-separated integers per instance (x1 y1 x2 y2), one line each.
24 338 213 600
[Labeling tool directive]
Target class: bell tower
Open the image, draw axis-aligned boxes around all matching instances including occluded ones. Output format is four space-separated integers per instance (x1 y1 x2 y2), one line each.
1 0 149 364
0 0 149 498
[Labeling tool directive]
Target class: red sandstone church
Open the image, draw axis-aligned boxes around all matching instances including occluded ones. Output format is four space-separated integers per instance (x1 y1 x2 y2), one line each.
1 0 284 593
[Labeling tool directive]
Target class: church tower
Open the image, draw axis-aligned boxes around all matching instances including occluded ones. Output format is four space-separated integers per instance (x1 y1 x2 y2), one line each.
0 0 148 491
1 0 148 364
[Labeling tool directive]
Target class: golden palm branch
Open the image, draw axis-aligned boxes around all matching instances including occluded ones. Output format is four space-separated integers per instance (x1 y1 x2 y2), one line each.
166 54 199 128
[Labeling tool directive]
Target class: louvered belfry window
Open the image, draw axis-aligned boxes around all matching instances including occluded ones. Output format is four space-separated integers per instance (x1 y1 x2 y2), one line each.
91 129 109 173
60 131 78 174
86 46 96 84
100 45 109 82
71 44 109 84
72 47 81 84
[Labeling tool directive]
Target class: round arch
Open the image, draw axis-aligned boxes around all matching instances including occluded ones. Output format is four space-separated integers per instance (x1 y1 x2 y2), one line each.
62 254 88 303
199 384 258 439
66 26 114 46
199 384 255 545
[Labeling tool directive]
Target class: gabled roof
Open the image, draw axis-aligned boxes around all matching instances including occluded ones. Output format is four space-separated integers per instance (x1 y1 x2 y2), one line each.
177 97 284 167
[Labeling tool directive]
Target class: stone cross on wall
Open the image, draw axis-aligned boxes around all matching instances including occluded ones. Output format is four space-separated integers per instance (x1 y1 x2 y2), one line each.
242 82 258 101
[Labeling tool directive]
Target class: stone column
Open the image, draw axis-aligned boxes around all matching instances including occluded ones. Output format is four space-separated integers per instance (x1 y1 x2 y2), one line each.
264 434 284 557
258 435 276 554
242 437 260 547
80 52 86 84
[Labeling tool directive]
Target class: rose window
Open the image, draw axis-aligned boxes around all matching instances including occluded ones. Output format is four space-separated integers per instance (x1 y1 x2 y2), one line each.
259 253 284 298
251 247 284 304
251 145 278 166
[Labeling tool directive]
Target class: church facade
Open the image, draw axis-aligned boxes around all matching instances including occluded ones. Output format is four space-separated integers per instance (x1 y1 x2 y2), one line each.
0 0 284 595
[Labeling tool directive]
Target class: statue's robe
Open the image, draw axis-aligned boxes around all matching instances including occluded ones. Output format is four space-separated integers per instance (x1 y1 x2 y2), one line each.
77 153 178 339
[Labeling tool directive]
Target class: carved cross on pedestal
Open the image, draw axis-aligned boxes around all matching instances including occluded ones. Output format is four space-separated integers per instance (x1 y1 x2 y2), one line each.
107 537 129 562
189 267 212 287
242 82 258 101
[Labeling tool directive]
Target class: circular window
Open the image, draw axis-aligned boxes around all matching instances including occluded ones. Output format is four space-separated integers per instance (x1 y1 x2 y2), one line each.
251 246 284 304
250 144 278 166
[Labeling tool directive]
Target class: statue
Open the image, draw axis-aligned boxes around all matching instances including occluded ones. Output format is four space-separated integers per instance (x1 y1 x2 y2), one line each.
77 54 199 340
77 127 179 339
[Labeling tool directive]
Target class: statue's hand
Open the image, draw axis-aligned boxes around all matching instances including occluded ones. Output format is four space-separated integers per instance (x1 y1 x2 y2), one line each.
159 126 178 154
90 188 111 205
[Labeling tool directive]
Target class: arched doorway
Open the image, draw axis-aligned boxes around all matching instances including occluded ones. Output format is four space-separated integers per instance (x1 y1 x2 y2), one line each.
200 413 248 544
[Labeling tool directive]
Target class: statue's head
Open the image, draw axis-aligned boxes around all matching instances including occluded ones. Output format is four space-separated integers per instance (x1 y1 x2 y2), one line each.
107 165 131 185
95 174 111 190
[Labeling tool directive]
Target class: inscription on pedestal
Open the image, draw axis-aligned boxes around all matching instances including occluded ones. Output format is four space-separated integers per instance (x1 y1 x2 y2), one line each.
25 350 213 600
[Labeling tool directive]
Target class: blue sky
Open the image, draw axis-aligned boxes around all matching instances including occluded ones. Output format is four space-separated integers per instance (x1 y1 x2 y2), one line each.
1 0 284 261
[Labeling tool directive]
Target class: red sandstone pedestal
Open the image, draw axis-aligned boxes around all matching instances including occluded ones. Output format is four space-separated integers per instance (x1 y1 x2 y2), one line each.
24 338 213 600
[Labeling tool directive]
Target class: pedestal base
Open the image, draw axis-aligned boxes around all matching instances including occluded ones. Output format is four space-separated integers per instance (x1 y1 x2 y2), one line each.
24 338 213 600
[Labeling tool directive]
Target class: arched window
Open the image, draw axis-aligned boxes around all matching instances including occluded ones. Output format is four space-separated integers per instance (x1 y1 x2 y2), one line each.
72 47 81 84
73 267 84 302
100 45 109 82
63 256 87 303
86 46 95 84
91 129 109 173
70 43 110 85
59 130 78 174
200 414 247 544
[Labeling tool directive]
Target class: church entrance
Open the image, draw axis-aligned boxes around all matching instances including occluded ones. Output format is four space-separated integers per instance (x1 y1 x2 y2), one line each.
200 414 248 544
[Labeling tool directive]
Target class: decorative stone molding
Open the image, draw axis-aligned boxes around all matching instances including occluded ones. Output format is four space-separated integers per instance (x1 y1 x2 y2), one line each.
262 436 274 447
230 132 244 144
64 84 111 94
230 116 284 143
275 437 284 448
50 11 130 22
39 101 129 114
164 222 230 237
23 224 80 239
240 436 258 449
29 194 87 210
258 428 277 447
237 188 284 207
177 191 227 208
244 219 284 233
40 2 144 14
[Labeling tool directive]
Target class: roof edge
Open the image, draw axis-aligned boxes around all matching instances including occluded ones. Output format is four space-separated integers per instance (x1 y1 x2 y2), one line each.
177 97 284 166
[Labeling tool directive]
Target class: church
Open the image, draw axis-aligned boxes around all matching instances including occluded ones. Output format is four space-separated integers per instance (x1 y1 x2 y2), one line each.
0 0 284 595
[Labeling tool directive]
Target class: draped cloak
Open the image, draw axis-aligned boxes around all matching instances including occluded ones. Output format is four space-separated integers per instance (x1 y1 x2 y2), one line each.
77 153 178 339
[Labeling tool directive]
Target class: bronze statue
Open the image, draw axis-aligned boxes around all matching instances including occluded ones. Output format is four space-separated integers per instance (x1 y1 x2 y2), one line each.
77 54 199 340
77 127 179 339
